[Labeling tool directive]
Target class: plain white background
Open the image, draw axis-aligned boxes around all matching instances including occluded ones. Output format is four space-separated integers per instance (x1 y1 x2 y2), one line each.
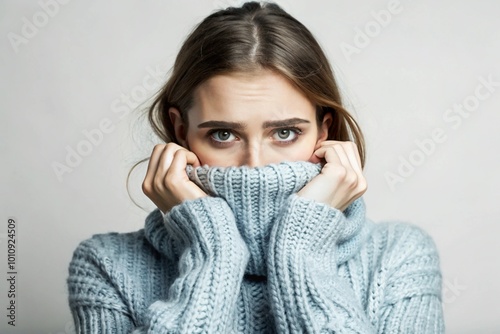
1 0 499 333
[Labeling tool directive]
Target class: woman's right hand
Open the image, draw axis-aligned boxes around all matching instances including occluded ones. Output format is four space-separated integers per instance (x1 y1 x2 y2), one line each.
142 143 208 214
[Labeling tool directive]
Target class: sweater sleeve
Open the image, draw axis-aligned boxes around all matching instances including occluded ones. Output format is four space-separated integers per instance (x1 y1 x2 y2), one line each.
374 222 445 333
67 196 249 333
266 194 444 334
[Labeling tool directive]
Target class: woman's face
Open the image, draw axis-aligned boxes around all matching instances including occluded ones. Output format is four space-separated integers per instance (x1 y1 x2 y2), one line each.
169 69 332 167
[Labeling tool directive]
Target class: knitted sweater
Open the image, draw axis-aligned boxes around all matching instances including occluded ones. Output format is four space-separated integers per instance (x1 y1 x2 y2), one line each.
66 161 445 333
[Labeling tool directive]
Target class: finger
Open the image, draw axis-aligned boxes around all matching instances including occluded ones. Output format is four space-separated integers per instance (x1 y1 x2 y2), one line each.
183 150 201 168
319 146 342 170
143 144 166 188
344 143 367 194
307 153 322 164
344 142 363 175
319 141 362 169
150 145 183 195
331 144 352 167
319 140 342 147
168 150 206 199
167 149 201 176
167 150 189 182
315 145 349 167
161 145 179 168
313 146 328 159
335 143 367 195
156 144 185 177
318 142 359 172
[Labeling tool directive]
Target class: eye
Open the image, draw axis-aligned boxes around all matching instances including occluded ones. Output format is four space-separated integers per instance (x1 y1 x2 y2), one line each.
209 130 236 142
272 128 301 142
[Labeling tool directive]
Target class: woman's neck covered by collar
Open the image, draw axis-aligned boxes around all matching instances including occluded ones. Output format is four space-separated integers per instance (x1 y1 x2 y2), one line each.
145 161 369 276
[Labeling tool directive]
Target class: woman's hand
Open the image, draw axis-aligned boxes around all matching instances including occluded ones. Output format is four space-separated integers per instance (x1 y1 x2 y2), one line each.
298 140 367 212
142 143 208 214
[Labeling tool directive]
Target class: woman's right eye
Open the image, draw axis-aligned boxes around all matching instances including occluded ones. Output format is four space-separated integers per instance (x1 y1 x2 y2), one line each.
209 130 236 142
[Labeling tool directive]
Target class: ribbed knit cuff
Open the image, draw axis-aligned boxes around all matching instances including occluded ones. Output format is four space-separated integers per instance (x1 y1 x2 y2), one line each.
70 305 135 333
165 196 249 261
270 194 346 255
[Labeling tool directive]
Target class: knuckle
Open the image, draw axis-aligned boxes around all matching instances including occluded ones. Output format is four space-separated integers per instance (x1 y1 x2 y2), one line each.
321 140 336 147
325 146 338 155
153 143 166 152
332 166 348 179
359 178 368 191
173 149 186 157
142 181 152 195
163 142 180 155
320 140 331 147
153 176 166 190
164 171 181 188
353 178 368 194
346 173 358 186
165 142 179 150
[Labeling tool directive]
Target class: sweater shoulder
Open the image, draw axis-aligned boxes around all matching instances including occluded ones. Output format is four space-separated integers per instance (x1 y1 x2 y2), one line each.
366 220 442 270
67 228 165 288
70 229 149 263
362 220 443 302
369 220 439 255
67 229 167 315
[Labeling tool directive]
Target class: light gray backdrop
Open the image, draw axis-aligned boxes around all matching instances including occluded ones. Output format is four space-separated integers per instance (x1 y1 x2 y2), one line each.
1 0 499 333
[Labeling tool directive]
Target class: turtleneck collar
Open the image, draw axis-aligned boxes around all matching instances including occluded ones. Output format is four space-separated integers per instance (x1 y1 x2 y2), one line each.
144 161 371 276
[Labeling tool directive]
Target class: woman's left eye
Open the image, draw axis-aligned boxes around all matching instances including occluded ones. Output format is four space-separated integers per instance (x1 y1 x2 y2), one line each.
272 128 301 142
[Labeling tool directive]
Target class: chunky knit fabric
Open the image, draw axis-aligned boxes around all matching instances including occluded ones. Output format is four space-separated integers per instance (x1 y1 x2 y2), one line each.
67 161 445 333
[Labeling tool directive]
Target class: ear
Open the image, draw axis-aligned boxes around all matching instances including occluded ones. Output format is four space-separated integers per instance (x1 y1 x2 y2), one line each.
315 112 332 148
168 107 188 147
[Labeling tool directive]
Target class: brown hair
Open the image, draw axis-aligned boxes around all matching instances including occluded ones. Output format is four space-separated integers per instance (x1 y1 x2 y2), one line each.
128 1 367 206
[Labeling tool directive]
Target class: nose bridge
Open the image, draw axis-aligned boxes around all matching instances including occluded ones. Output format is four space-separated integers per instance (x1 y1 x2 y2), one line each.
244 140 262 167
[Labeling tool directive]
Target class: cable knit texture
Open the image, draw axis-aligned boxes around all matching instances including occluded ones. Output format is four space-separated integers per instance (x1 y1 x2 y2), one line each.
66 161 445 333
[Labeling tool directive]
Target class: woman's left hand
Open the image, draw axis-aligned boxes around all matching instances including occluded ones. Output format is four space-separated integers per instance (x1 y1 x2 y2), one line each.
298 140 367 212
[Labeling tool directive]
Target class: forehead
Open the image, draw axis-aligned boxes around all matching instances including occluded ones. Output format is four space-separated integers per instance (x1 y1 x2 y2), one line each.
190 69 315 121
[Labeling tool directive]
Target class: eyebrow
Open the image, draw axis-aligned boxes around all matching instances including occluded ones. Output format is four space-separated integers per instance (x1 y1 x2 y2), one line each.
263 118 310 128
197 118 310 129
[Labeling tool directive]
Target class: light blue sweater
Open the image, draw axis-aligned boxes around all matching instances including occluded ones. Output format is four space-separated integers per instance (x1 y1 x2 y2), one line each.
66 161 445 333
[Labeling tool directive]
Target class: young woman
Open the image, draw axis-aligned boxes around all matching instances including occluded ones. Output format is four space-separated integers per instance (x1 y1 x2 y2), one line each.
67 2 445 333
